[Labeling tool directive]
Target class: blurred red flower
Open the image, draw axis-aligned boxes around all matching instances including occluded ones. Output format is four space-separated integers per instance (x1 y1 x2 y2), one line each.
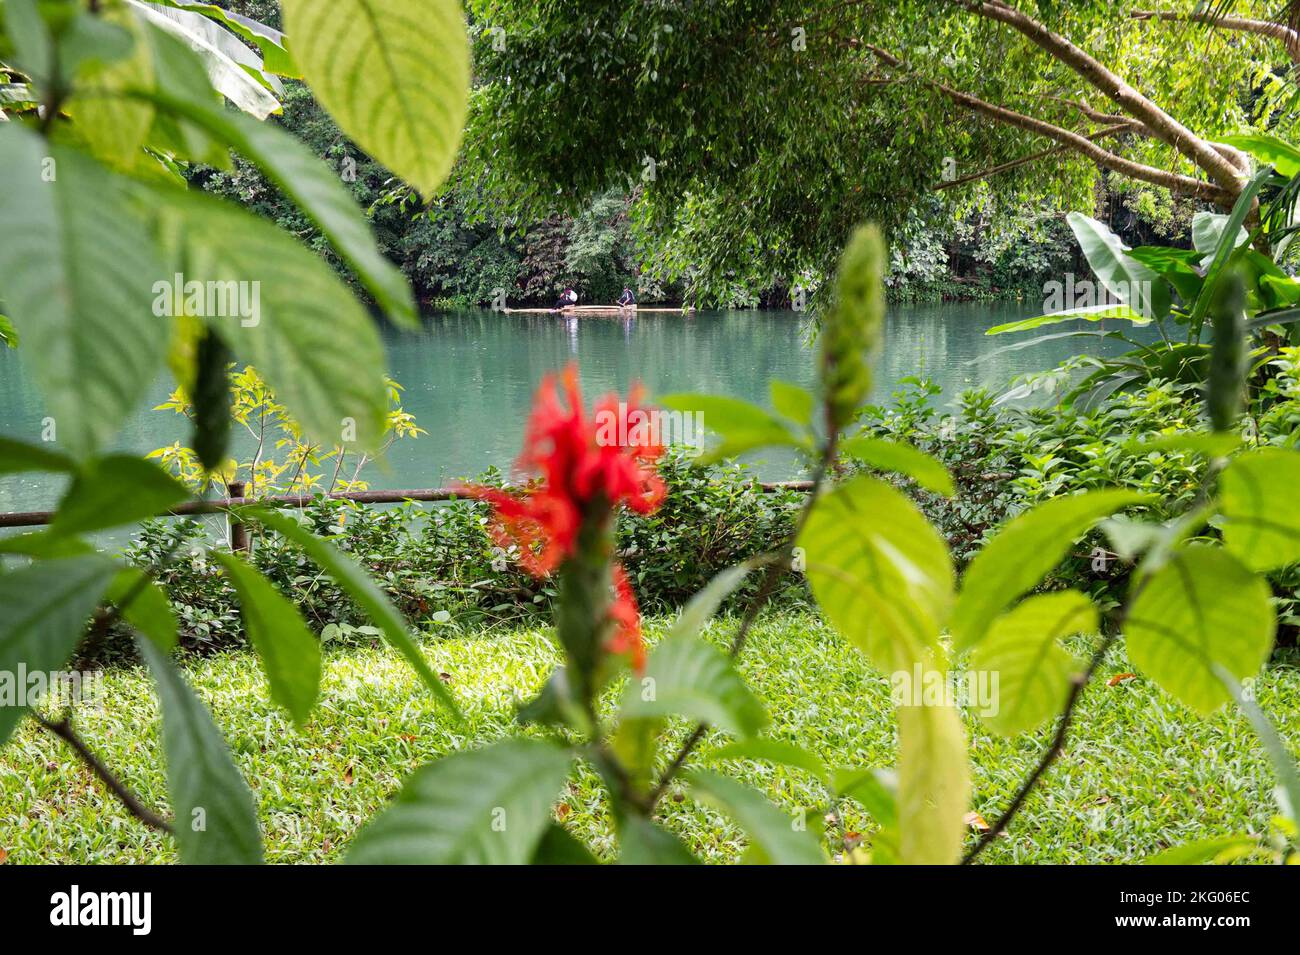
460 364 663 671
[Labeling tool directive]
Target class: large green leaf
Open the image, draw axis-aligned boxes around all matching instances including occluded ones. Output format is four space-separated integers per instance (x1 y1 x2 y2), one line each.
0 436 74 475
970 591 1097 736
0 127 168 459
213 553 321 726
617 816 700 865
1188 169 1271 335
986 303 1152 336
346 740 572 864
142 89 416 327
50 455 189 535
1219 449 1300 572
798 476 952 672
1066 212 1169 322
280 0 470 197
897 700 969 865
841 436 955 496
1126 546 1274 714
951 490 1146 652
1221 132 1300 177
244 508 462 719
127 0 280 118
667 562 755 643
107 568 179 652
149 184 389 451
688 770 824 864
659 393 806 462
0 557 117 746
710 739 830 785
532 823 600 864
138 639 263 863
619 633 766 738
1191 211 1250 260
149 0 298 77
1125 246 1204 304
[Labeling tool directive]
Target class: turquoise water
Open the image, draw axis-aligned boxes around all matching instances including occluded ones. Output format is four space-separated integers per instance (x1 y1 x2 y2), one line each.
0 302 1152 515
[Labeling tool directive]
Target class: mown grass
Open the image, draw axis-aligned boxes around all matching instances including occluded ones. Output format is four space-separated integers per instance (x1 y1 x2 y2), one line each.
2 611 1297 864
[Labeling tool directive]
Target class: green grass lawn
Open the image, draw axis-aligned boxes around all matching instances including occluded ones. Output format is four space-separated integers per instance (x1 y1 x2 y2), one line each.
2 611 1297 864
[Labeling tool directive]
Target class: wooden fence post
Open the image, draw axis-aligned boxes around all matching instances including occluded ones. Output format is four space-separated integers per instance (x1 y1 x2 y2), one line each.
228 481 250 554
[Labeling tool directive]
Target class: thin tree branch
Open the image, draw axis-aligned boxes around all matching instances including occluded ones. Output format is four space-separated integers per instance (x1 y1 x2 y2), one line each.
35 714 174 834
961 630 1116 864
934 122 1132 191
1131 9 1300 63
867 46 1233 203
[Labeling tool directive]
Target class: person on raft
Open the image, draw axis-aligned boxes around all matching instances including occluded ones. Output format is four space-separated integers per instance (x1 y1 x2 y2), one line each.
618 286 636 308
554 287 578 310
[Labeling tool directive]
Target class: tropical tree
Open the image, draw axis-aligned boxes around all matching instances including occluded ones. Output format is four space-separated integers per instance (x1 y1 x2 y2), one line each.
462 0 1300 300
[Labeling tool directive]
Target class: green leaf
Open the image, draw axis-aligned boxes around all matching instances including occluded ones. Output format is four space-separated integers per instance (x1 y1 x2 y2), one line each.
51 456 189 535
0 127 168 459
280 0 470 198
897 699 969 865
142 88 416 327
710 739 829 784
128 0 280 118
4 0 52 84
971 591 1097 736
986 303 1152 336
841 436 955 496
1221 131 1300 177
688 770 824 864
346 740 572 864
1219 448 1300 572
0 436 74 475
1192 211 1250 262
0 313 19 348
617 815 700 865
668 562 755 642
1126 246 1205 303
0 556 117 746
138 639 263 863
619 633 767 738
148 0 299 78
659 393 804 461
1188 169 1271 335
107 568 178 652
532 823 600 864
951 490 1147 652
149 184 389 451
213 553 321 726
769 380 814 426
1143 836 1258 865
798 476 952 672
1126 546 1274 714
1066 212 1169 321
244 507 462 720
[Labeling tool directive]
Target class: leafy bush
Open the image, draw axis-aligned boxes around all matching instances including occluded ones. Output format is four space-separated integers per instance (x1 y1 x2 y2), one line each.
114 451 805 655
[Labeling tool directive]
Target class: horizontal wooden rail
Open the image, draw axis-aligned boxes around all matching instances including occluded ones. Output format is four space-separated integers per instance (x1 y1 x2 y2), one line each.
0 481 816 530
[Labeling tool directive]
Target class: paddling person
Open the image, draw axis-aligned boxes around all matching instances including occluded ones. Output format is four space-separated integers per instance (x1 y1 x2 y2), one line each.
618 286 636 309
554 287 578 311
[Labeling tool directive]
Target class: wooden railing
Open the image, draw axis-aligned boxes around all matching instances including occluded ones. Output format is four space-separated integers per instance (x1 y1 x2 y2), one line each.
0 479 816 530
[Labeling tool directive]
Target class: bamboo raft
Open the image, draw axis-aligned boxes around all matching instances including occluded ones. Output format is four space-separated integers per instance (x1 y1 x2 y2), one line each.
502 305 696 315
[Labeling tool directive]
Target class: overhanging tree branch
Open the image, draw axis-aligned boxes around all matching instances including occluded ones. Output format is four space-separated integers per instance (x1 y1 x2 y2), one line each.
933 122 1132 191
966 0 1248 197
1131 8 1300 63
867 46 1233 203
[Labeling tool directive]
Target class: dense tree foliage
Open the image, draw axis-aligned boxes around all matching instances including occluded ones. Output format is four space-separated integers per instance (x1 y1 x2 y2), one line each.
463 0 1300 299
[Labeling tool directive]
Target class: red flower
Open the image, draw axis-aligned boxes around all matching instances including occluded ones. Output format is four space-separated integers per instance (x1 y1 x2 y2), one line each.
461 365 665 575
607 564 647 673
460 365 663 671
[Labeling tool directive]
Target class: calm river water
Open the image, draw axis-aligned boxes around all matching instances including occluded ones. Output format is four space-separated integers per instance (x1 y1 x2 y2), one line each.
0 302 1152 514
